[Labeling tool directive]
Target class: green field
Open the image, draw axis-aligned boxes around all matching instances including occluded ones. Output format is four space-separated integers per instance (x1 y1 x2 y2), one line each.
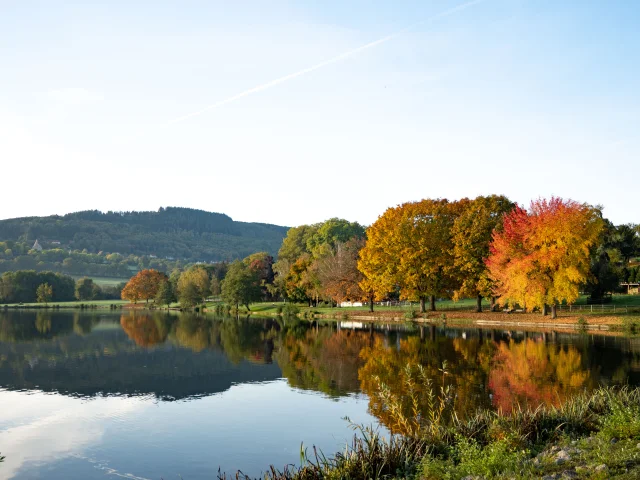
3 299 128 308
72 276 130 287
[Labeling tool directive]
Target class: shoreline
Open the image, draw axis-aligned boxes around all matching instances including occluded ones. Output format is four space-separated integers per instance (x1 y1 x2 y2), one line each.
3 303 638 334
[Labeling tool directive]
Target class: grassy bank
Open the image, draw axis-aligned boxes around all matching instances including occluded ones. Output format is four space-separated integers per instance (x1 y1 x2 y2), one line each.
221 387 640 479
2 299 128 308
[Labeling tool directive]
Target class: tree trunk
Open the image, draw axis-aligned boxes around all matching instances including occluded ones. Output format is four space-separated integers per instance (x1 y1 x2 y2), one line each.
551 303 557 319
490 296 496 312
430 295 436 312
369 293 374 313
542 304 549 316
476 295 483 313
245 303 251 311
419 296 426 313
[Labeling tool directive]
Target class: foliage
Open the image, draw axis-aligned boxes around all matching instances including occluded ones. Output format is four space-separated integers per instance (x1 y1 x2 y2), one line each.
0 207 287 263
155 279 176 307
75 277 100 301
451 195 515 309
487 197 604 315
273 219 365 305
281 303 300 317
176 266 210 308
0 270 75 303
221 260 262 309
358 199 464 312
315 238 364 305
243 252 275 300
36 282 53 305
121 269 168 304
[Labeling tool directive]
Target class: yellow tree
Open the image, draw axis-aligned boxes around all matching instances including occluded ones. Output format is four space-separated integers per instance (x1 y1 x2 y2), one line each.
487 197 603 318
451 195 515 312
176 267 210 307
358 199 462 313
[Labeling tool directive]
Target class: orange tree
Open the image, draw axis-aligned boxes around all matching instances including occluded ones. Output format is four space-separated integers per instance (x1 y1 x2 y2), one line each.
316 238 365 306
121 269 167 304
486 197 603 318
451 195 515 312
358 199 463 313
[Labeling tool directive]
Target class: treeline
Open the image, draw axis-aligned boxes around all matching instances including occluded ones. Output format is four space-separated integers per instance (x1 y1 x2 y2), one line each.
118 200 639 318
119 253 275 310
0 271 124 304
0 207 288 262
0 240 185 278
271 196 639 317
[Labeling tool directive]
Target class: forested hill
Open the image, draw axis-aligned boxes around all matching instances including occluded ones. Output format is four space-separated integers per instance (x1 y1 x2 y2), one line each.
0 207 288 261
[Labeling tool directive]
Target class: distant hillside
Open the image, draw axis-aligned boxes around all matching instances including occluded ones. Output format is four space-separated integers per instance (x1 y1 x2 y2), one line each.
0 207 288 262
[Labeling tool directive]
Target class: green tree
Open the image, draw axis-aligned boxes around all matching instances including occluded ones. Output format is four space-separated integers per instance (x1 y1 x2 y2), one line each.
221 260 262 310
75 277 99 301
155 279 176 308
36 282 53 305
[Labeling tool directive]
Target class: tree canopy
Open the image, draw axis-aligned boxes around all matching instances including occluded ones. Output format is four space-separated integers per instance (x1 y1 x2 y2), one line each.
486 197 604 318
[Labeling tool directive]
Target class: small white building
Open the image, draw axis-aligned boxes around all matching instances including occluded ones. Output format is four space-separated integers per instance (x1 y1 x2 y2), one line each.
32 240 43 251
339 301 363 307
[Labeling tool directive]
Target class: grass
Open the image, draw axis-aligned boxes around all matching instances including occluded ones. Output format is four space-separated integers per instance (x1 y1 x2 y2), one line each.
71 276 130 286
216 294 640 318
573 294 640 307
3 299 128 308
218 367 640 480
216 298 490 316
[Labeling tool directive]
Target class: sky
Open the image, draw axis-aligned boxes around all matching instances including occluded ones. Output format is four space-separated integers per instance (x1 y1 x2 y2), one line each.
1 0 638 227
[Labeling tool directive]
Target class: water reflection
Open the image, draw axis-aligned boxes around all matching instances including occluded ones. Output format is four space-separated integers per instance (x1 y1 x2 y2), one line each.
3 311 640 479
489 338 593 412
2 311 640 414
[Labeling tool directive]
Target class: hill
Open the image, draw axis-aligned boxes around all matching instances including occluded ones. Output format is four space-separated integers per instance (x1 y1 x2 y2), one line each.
0 207 288 262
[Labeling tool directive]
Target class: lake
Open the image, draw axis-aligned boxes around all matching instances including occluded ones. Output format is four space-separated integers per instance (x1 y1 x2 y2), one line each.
1 310 639 479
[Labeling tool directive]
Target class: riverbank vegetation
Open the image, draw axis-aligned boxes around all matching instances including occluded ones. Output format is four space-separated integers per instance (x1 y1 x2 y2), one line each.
221 385 640 479
1 196 638 323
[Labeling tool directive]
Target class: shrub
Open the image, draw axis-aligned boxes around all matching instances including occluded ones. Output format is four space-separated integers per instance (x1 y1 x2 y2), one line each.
282 303 300 317
404 309 418 319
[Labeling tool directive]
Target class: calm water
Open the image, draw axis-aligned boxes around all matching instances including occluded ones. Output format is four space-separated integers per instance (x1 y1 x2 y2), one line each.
1 311 640 479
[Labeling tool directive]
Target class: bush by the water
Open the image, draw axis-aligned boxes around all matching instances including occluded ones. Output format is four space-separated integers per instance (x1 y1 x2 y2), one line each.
281 304 300 317
219 366 640 479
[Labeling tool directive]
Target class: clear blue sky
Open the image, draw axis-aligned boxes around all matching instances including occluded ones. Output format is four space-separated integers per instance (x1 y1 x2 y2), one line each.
1 0 638 227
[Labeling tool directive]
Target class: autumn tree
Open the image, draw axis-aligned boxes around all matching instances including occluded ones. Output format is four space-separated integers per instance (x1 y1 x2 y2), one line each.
486 197 604 318
121 269 168 304
451 195 515 312
243 252 275 301
176 267 210 308
273 219 365 305
36 283 53 305
316 238 364 306
221 260 262 310
358 199 462 313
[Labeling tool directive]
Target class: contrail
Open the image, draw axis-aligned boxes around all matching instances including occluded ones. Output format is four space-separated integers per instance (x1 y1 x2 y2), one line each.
169 0 486 125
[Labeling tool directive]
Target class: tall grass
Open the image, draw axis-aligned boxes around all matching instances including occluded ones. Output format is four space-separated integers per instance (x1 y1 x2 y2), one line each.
218 370 640 480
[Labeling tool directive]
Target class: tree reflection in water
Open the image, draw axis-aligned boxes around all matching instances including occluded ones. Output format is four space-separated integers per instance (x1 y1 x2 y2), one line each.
489 338 592 413
0 311 634 427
